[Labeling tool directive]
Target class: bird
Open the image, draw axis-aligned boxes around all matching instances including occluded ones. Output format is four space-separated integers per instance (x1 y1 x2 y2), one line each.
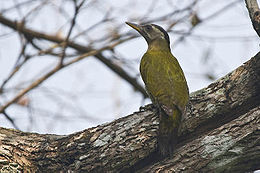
126 22 189 157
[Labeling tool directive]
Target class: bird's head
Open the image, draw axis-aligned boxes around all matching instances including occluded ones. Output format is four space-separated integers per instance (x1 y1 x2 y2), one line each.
126 22 170 49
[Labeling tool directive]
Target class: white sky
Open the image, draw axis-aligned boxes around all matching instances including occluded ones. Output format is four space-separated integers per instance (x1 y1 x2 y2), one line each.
0 0 259 134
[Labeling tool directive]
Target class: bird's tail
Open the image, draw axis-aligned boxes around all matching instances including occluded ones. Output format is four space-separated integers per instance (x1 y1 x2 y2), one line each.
158 105 182 157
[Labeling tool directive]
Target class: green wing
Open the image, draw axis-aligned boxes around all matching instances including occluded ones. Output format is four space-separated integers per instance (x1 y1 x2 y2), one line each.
140 50 189 113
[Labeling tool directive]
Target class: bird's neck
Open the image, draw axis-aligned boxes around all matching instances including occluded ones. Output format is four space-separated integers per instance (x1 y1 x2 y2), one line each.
147 39 170 52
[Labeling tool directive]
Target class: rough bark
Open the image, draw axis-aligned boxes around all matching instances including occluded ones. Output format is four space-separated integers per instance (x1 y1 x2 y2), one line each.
0 52 259 172
245 0 260 37
141 106 260 173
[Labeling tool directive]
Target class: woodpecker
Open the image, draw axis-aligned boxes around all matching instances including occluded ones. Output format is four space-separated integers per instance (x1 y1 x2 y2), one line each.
126 22 189 157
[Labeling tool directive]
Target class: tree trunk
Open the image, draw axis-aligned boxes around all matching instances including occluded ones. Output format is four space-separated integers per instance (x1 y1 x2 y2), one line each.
0 52 259 172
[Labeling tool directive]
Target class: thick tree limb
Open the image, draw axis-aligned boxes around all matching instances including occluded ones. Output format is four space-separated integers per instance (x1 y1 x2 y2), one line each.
0 52 259 172
141 105 260 172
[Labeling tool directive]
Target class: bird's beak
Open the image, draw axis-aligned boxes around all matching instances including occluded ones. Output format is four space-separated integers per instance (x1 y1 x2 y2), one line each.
125 22 142 32
126 22 150 43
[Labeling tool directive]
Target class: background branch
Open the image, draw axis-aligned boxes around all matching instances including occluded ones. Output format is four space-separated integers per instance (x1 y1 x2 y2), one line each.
2 111 19 130
59 0 85 65
0 45 123 114
0 14 148 98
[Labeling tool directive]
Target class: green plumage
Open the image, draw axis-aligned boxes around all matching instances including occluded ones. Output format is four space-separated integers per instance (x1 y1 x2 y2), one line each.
140 47 189 156
126 22 189 157
140 50 189 114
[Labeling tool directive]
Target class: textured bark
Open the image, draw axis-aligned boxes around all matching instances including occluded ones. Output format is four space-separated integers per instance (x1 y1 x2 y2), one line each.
141 106 260 173
245 0 260 37
0 52 259 172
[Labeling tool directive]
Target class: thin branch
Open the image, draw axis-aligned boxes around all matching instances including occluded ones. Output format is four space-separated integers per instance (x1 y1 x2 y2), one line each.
0 0 36 14
0 38 29 92
0 14 148 98
73 12 111 40
174 0 243 46
2 111 19 130
59 0 85 65
203 0 243 22
143 0 197 24
0 41 127 114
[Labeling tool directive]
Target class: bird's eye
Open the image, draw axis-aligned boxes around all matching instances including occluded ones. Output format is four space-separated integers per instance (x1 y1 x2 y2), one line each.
145 25 152 31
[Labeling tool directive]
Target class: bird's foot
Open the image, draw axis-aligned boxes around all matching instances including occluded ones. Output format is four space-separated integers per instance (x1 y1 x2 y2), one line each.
139 104 156 112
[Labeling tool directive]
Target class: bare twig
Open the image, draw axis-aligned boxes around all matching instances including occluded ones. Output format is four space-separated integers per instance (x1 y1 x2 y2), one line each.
73 12 111 40
0 41 128 114
2 111 19 130
59 0 85 65
0 0 36 14
144 0 197 24
203 0 243 22
0 14 147 98
0 38 29 92
174 0 243 46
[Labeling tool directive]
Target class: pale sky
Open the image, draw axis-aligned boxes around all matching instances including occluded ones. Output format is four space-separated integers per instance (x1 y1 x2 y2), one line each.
0 0 259 134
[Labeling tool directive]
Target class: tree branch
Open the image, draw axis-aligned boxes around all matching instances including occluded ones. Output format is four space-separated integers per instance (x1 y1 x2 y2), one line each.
245 0 260 37
0 46 122 114
140 106 260 172
0 52 259 172
59 0 85 65
0 14 148 98
2 111 19 130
